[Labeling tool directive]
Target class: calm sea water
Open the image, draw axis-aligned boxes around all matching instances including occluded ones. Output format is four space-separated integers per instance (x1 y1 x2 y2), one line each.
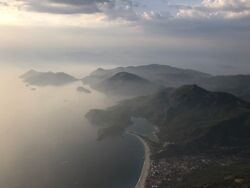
0 69 144 188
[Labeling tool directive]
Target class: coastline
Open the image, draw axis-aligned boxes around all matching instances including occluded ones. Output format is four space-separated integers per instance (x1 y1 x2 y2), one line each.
128 132 151 188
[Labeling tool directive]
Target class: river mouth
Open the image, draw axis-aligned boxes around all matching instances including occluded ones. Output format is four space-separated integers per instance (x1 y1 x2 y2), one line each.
0 69 144 188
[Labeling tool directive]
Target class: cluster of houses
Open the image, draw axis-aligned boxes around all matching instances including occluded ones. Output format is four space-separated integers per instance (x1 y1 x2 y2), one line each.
146 154 241 188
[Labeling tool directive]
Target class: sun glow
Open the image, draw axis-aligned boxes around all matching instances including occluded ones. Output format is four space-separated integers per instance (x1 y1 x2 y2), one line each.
0 3 108 27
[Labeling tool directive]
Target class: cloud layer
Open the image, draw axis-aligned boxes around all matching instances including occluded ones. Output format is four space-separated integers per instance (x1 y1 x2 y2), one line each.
11 0 249 20
18 0 109 14
0 0 250 75
177 0 250 19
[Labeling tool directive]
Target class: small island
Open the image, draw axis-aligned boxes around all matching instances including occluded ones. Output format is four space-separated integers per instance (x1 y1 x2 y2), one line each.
20 69 78 86
76 86 91 94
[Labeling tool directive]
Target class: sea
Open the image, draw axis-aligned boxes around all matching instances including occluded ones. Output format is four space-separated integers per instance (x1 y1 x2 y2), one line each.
0 67 144 188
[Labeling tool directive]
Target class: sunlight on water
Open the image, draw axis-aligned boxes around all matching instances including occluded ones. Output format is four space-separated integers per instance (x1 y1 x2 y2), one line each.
0 66 144 188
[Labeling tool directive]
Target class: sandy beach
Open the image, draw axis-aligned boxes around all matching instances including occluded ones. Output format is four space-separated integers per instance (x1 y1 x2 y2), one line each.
129 133 151 188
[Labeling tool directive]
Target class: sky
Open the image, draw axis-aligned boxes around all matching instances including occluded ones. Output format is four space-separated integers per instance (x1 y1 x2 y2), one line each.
0 0 250 74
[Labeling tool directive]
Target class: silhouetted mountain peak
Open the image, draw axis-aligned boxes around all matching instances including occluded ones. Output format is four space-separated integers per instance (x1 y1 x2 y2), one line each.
108 72 147 82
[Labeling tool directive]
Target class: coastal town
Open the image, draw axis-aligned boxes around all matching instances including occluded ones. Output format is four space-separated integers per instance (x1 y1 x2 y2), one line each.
129 130 250 188
145 149 250 188
127 117 250 188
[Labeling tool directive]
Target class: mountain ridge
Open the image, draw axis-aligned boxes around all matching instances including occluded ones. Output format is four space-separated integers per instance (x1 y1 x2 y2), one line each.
83 64 250 101
83 64 211 87
86 85 250 149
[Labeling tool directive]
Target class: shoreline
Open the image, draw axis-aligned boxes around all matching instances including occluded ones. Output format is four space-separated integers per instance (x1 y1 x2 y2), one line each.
128 132 151 188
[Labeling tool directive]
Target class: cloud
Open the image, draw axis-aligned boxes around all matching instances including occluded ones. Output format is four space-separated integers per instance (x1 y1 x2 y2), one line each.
17 0 109 14
12 0 250 22
177 0 250 19
50 0 108 5
15 0 176 21
1 0 249 75
137 0 250 43
14 0 145 22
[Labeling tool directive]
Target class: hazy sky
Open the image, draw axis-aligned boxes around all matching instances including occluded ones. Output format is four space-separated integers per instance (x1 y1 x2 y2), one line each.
0 0 250 74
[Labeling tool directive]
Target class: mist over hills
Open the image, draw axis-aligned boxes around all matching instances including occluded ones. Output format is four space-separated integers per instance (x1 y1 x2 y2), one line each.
83 64 250 101
20 69 78 86
83 64 211 87
20 65 250 102
86 85 250 149
92 72 162 97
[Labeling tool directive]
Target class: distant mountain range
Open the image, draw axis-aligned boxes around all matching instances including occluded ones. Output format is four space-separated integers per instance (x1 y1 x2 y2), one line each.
86 85 250 149
83 64 250 101
21 65 250 100
20 69 78 86
83 64 211 87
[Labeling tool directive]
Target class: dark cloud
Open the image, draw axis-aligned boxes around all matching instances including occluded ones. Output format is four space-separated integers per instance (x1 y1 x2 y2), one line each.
18 0 111 14
17 0 140 17
15 0 250 21
50 0 109 5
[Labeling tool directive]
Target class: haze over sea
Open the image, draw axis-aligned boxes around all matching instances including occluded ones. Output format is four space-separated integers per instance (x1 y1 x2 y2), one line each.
0 66 144 188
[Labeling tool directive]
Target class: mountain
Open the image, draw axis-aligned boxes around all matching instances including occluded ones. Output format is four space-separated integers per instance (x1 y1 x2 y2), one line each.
20 69 77 86
83 64 250 101
83 64 211 87
92 72 162 97
196 74 250 102
86 85 250 149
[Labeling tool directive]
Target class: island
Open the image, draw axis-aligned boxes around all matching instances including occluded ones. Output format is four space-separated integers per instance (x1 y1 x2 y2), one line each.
20 69 78 86
76 86 91 94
